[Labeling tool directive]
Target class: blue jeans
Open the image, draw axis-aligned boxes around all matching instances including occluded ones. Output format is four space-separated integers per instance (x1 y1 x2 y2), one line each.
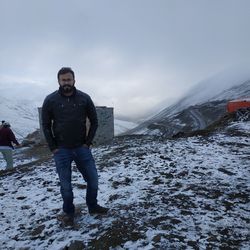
53 146 98 215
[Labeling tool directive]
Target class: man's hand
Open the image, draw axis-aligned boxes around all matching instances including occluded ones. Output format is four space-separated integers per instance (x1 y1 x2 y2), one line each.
52 149 59 154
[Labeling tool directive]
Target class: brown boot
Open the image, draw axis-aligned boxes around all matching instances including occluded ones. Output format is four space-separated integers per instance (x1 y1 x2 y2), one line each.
58 213 74 227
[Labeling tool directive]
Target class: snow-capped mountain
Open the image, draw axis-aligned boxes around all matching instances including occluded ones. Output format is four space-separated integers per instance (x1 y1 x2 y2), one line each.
0 96 40 140
127 70 250 136
1 67 250 139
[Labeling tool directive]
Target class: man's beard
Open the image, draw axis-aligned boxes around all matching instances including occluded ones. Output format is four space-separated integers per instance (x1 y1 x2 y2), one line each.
60 84 74 93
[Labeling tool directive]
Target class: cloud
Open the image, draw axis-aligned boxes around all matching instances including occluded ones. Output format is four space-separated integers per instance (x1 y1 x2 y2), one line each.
1 0 250 119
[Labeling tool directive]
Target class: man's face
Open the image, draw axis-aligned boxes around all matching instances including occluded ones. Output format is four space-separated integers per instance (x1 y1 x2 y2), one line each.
58 72 75 93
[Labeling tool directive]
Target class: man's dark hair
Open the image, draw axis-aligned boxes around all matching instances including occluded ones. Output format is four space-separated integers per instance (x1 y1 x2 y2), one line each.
57 67 75 80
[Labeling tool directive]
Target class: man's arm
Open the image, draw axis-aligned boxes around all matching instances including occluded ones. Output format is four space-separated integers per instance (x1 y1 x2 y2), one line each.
41 98 57 151
9 129 19 146
86 96 98 146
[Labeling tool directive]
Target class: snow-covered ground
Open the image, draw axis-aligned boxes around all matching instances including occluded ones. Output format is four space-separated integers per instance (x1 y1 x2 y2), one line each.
0 121 249 249
0 146 38 169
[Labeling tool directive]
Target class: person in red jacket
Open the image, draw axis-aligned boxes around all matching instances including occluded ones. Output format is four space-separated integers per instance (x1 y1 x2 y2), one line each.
0 121 20 169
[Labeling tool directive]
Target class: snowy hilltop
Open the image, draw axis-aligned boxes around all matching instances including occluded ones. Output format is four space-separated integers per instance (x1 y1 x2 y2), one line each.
0 116 249 249
0 96 39 139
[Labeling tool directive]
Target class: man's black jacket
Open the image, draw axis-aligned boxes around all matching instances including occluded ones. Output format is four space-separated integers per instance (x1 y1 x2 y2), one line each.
41 87 98 151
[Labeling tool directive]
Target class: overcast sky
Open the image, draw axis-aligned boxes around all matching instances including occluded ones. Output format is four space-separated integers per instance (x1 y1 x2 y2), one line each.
1 0 250 120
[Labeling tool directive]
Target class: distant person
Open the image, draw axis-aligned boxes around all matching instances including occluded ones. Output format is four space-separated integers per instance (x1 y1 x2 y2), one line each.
42 67 108 225
0 122 20 169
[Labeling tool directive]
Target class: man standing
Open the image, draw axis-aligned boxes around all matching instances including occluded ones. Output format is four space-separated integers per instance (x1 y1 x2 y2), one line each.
42 67 108 225
0 121 20 169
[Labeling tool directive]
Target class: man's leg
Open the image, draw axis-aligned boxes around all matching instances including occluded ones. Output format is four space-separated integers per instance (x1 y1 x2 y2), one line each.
1 149 13 169
53 148 75 215
73 147 98 209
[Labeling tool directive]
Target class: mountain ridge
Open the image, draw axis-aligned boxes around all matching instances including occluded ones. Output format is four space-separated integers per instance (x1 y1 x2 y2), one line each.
126 79 250 136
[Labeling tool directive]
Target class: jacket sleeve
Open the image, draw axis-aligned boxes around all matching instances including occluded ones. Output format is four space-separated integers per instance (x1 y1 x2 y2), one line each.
9 129 19 145
86 96 98 146
41 97 57 151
